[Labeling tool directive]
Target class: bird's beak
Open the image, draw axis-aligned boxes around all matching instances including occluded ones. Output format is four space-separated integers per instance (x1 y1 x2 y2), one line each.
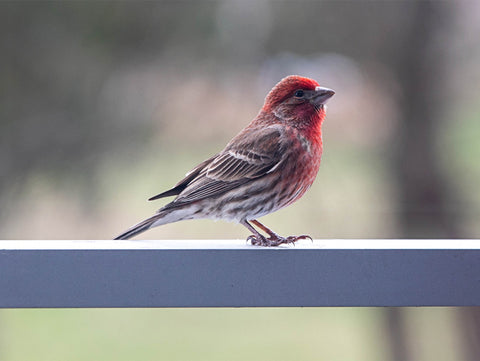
311 86 335 105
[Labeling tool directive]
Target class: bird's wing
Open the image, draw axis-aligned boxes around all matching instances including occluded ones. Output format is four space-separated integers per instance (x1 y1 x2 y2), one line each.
167 125 289 205
148 156 216 201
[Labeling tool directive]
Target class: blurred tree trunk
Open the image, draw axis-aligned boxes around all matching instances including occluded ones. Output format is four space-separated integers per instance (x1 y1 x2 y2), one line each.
385 308 409 361
393 3 459 240
387 2 462 361
459 308 480 361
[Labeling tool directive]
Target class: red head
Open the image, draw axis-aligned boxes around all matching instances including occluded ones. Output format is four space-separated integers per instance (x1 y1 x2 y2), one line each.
261 75 334 129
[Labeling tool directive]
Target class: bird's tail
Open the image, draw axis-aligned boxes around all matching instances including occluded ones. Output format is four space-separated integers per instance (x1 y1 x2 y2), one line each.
114 210 170 240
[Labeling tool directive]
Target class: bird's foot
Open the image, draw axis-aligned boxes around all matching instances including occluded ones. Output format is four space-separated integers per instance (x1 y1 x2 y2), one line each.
247 234 270 246
247 234 312 247
268 234 312 246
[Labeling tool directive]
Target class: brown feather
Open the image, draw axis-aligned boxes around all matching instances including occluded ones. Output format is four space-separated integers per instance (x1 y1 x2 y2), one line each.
148 156 216 201
165 125 290 206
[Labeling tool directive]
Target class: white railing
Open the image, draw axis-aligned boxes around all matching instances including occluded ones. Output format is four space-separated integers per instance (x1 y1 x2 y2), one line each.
1 239 479 308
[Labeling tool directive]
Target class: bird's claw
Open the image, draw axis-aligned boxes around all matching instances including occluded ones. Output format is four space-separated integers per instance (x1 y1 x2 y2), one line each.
247 234 312 247
247 234 269 246
289 234 313 243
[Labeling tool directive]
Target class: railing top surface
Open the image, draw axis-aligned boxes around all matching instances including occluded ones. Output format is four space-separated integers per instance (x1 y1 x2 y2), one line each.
1 239 479 250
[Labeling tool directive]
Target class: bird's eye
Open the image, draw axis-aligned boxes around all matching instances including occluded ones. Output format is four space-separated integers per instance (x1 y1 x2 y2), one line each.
294 90 304 98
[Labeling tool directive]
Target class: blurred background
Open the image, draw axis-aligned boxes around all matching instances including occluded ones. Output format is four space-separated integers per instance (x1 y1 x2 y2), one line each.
1 1 480 360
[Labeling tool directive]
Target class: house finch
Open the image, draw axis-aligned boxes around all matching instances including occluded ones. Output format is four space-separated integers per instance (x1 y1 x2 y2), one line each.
114 75 334 246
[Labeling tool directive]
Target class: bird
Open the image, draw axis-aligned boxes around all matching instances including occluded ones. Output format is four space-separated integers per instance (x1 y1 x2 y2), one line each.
114 75 334 246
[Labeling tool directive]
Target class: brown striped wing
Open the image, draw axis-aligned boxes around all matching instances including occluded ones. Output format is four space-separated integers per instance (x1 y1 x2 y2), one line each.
165 125 288 206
